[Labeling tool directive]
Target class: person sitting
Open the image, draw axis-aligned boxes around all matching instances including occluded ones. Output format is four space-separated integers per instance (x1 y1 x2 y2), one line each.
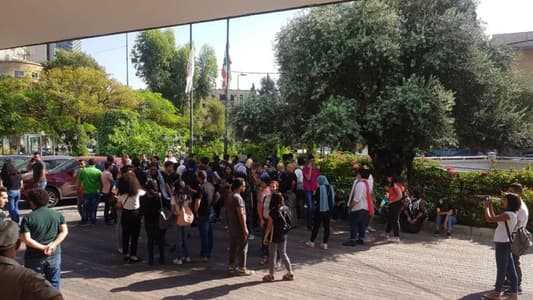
434 197 457 238
399 194 426 233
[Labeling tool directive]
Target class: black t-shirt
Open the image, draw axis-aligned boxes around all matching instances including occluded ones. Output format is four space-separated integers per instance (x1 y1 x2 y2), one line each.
32 161 45 182
436 199 454 214
140 192 162 224
197 182 215 217
279 172 296 194
270 209 288 243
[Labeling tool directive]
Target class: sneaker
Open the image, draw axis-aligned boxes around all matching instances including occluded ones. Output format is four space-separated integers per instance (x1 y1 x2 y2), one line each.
259 256 268 265
248 234 256 240
381 232 390 239
320 243 328 250
236 269 255 276
228 265 236 273
172 258 183 265
305 241 315 248
342 240 357 247
183 256 191 263
356 239 365 245
367 226 376 232
390 237 401 243
199 257 209 263
446 232 451 238
117 248 123 254
434 230 440 236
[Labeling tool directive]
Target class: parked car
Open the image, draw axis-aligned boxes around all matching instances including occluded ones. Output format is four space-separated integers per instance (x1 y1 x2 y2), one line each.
18 155 72 174
21 156 121 207
0 155 31 169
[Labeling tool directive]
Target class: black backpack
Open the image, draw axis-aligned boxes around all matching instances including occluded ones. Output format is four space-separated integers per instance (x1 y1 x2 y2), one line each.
279 206 294 233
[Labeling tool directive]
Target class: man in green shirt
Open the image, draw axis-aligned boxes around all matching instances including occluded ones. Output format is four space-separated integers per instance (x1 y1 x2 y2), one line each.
78 158 102 224
21 189 68 291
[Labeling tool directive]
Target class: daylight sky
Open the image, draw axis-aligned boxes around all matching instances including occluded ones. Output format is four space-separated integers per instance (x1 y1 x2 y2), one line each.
81 0 533 91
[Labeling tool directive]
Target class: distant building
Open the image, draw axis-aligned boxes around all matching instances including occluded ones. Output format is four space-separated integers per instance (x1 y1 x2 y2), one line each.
492 31 533 74
3 40 81 64
0 48 43 80
212 89 253 110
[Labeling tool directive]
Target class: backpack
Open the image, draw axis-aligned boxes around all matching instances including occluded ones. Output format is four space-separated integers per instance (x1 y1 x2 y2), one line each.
512 227 533 256
504 222 533 256
279 206 295 233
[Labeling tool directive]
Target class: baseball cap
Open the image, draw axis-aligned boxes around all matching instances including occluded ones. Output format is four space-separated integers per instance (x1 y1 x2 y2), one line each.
0 220 19 250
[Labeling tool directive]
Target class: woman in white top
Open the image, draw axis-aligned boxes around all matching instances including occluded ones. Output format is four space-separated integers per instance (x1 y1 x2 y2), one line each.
117 172 146 263
483 193 521 300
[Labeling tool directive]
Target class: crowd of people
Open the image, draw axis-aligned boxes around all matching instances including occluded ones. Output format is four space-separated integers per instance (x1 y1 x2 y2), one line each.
0 150 529 300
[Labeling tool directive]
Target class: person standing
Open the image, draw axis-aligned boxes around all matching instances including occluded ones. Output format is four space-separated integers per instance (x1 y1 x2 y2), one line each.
0 220 64 300
294 157 305 219
101 162 115 225
306 175 335 249
384 175 405 243
303 155 320 230
75 160 86 221
117 172 145 263
0 187 9 222
483 193 520 300
140 179 166 265
194 171 216 262
171 181 192 265
262 193 294 282
507 183 529 294
28 152 46 189
344 168 373 246
78 158 102 225
226 178 254 276
21 189 69 290
1 161 23 223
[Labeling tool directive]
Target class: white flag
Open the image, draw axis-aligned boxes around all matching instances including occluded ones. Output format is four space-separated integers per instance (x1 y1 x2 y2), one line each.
185 43 195 94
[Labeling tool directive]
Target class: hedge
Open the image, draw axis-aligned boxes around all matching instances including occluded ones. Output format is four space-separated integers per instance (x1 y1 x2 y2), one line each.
317 153 533 231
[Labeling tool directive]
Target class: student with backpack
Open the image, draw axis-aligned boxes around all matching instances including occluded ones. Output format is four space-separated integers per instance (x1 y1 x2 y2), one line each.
171 180 193 265
305 175 335 250
344 168 374 246
263 192 294 282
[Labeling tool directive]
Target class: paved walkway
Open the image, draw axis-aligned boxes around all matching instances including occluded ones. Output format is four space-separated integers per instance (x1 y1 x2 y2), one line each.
16 203 532 300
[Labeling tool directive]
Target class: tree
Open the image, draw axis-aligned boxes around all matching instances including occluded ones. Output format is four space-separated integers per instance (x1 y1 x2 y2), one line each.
274 0 532 177
0 76 36 134
195 45 218 100
43 49 104 71
259 74 278 96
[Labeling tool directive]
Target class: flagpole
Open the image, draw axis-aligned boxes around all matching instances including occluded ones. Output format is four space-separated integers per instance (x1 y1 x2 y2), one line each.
223 18 230 157
189 23 194 155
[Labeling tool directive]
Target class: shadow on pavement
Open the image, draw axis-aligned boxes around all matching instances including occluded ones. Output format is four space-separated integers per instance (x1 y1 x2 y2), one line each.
161 281 263 300
457 290 492 300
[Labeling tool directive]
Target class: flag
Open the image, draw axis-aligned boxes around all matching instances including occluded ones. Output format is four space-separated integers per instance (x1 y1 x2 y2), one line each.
185 42 195 94
221 45 231 89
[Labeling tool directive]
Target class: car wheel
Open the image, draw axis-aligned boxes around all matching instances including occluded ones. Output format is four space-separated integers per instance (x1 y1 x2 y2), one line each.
46 187 60 208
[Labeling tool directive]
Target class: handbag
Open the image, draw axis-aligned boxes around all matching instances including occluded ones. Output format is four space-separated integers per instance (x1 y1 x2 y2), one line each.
505 221 532 257
158 195 172 230
177 195 194 226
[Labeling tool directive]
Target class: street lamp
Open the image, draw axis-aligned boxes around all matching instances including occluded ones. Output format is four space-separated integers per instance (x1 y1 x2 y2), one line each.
237 73 247 90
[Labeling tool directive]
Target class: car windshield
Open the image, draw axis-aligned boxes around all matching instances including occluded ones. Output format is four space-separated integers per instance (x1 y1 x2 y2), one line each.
49 159 78 174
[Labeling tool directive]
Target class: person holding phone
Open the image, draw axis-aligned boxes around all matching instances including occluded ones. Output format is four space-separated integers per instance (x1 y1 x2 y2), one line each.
303 155 320 231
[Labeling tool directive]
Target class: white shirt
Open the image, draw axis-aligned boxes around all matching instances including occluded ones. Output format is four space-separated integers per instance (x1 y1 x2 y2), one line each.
516 201 529 230
493 211 517 243
295 167 304 190
351 181 369 212
164 157 178 164
118 189 146 210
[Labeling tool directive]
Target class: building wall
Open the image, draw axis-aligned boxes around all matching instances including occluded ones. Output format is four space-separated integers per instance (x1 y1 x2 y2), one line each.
514 48 533 74
212 89 252 110
0 60 43 80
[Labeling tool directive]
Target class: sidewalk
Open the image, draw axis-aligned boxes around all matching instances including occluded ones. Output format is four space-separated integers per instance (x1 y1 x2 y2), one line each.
16 204 532 299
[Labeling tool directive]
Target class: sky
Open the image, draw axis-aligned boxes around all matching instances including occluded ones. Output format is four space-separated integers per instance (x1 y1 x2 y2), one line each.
81 0 533 91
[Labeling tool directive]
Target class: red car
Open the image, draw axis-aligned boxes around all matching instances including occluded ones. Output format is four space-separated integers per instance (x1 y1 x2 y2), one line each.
22 156 121 207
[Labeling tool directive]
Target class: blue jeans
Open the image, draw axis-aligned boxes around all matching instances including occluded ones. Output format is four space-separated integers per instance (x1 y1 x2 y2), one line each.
198 214 214 258
7 190 21 223
36 180 47 190
435 215 457 232
25 254 61 290
495 242 518 293
175 225 190 259
82 193 100 224
350 210 369 240
305 191 314 228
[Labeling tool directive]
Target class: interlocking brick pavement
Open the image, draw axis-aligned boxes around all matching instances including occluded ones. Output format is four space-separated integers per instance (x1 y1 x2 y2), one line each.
15 203 532 300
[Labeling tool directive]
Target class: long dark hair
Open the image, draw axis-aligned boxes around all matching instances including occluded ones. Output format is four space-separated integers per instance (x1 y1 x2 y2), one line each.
505 193 521 213
1 161 18 183
117 172 141 196
269 192 285 211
